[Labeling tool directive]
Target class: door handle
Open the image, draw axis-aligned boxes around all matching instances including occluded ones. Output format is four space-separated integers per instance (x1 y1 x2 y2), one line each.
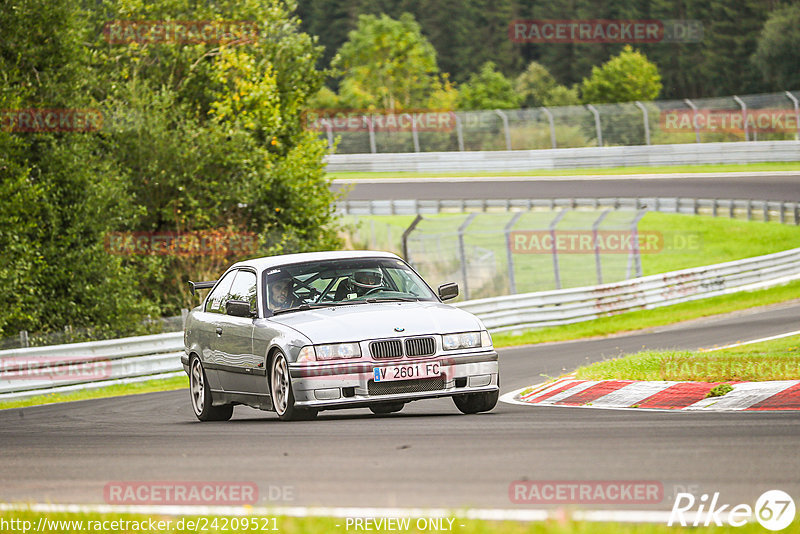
215 327 223 336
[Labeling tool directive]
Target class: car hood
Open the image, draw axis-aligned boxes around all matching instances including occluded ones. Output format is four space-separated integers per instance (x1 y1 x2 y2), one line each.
267 301 484 344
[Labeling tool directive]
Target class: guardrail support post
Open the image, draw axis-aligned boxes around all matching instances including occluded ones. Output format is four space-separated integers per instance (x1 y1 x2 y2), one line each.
780 201 785 224
786 91 800 140
504 212 523 294
494 109 512 150
683 99 700 143
181 308 189 328
747 199 752 221
634 101 650 145
549 210 568 289
712 199 718 217
592 210 611 285
586 104 602 147
763 201 769 222
795 203 799 225
541 107 557 148
19 330 29 348
401 214 423 262
458 213 478 299
733 95 749 142
729 199 735 219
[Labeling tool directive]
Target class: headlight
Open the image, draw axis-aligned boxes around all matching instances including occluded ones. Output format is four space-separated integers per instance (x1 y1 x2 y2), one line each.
442 331 483 350
314 342 362 360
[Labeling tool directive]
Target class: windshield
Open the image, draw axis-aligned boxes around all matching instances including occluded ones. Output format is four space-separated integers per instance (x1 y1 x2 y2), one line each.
264 257 438 313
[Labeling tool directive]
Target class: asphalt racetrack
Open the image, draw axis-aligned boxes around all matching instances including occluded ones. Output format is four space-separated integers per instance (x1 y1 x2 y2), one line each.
333 172 800 202
2 301 799 511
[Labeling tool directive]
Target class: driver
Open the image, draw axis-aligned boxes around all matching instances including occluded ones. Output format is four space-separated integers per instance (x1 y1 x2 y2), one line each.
269 273 302 311
334 268 384 301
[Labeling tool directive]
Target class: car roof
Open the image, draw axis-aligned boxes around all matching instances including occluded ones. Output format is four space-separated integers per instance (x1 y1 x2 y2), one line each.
231 250 402 272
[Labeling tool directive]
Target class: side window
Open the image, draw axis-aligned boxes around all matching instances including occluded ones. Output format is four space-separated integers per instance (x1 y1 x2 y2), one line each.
226 270 258 314
204 270 236 314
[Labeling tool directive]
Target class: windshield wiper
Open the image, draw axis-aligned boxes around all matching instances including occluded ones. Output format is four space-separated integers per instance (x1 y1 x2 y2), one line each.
364 297 419 303
271 303 332 315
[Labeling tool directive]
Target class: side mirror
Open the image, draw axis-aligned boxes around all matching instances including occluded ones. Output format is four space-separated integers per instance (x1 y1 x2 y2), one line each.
437 282 459 301
226 299 255 318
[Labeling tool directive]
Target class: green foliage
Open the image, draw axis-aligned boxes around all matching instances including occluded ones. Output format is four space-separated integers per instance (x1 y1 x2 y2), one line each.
752 3 800 90
457 61 520 111
332 13 442 110
0 0 341 337
706 383 734 398
580 45 662 104
514 62 579 108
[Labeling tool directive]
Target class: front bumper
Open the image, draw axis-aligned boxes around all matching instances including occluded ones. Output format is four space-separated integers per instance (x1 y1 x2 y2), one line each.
288 350 499 409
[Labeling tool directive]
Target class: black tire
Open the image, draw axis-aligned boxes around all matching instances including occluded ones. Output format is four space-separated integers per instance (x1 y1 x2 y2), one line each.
189 357 233 421
369 403 404 415
270 350 318 421
452 390 499 414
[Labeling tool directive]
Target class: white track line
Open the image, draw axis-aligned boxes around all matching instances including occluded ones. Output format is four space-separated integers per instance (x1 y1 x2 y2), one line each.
700 330 800 352
0 502 741 525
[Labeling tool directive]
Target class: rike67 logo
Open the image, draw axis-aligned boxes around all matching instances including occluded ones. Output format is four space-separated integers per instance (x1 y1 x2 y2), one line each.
669 490 796 531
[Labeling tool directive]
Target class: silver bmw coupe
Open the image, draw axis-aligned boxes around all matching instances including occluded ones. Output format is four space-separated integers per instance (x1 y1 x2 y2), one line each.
182 250 499 421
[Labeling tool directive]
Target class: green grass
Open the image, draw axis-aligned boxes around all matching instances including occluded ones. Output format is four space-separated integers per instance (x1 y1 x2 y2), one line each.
492 280 800 348
639 212 800 275
574 334 800 382
0 510 793 534
329 161 800 180
0 375 187 410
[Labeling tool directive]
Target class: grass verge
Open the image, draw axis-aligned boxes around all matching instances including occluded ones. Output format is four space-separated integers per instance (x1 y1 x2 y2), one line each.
574 334 800 382
0 375 187 411
492 280 800 349
0 510 792 534
329 161 800 180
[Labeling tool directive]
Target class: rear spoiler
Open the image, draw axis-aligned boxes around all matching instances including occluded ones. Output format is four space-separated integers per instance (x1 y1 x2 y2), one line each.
189 280 216 296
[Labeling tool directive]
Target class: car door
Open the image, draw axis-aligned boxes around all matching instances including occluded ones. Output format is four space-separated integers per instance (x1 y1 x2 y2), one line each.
214 269 264 394
193 269 237 391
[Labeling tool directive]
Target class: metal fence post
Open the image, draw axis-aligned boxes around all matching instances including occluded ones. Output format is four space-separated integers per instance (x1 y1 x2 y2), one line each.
586 104 602 147
683 98 700 143
629 210 648 279
592 210 611 285
323 119 335 152
786 91 800 141
19 330 29 348
504 212 523 294
634 101 650 145
181 308 189 328
541 107 556 148
410 113 421 152
401 214 423 262
455 113 465 151
366 115 376 154
549 210 568 289
494 109 512 150
458 213 478 300
733 95 749 142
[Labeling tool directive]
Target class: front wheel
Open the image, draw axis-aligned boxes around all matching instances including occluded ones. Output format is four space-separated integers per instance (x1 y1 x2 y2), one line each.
452 390 498 414
270 351 318 421
189 357 233 421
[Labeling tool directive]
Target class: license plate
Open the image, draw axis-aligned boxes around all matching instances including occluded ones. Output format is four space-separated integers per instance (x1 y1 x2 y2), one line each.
373 362 441 382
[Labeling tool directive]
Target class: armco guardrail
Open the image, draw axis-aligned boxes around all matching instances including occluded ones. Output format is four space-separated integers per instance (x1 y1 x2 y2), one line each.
456 247 800 332
324 140 800 172
0 332 184 401
336 197 800 224
2 247 799 400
